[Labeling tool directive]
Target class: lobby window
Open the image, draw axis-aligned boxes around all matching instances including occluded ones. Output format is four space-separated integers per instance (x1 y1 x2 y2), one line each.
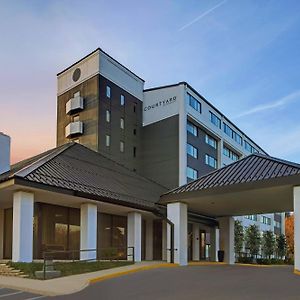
105 135 110 147
188 94 201 113
187 166 198 180
120 118 125 129
205 134 217 149
133 146 137 157
106 110 110 123
187 121 198 136
120 141 125 153
106 86 111 98
120 94 125 106
187 143 198 159
262 216 271 225
223 146 239 162
209 111 221 129
205 154 217 169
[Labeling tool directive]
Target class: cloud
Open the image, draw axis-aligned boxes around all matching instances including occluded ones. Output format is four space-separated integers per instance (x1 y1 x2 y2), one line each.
178 0 227 31
234 90 300 118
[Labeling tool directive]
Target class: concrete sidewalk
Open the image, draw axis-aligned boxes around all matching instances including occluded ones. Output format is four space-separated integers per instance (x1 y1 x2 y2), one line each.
0 261 175 296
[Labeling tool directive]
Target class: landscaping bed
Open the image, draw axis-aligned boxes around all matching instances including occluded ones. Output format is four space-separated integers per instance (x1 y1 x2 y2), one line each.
8 261 134 279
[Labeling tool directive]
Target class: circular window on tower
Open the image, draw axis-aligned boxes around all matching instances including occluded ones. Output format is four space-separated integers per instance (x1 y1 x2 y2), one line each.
72 68 81 82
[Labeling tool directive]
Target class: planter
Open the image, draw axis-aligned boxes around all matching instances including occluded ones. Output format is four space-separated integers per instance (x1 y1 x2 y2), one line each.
218 250 225 262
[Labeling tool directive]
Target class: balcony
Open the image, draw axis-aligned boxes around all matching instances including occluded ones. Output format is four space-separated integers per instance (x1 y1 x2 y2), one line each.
66 95 84 115
65 121 83 138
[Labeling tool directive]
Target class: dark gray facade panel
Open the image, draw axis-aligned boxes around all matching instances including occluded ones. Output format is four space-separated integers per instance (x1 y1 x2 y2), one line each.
141 115 179 189
187 123 217 178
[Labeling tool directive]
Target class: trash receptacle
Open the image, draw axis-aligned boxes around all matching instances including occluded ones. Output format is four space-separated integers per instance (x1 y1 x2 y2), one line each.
218 250 224 262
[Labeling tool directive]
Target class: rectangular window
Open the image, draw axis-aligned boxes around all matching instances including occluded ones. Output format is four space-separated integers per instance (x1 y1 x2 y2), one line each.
209 111 221 129
187 166 198 180
120 141 124 153
106 86 111 98
133 147 136 158
133 103 137 113
120 94 125 106
187 121 198 136
120 118 124 129
188 94 201 113
245 141 258 153
106 110 110 123
262 216 271 225
187 143 198 159
223 146 239 162
205 134 217 149
105 135 110 147
205 154 217 169
72 115 80 122
133 128 137 135
233 131 243 145
245 215 258 221
223 123 233 138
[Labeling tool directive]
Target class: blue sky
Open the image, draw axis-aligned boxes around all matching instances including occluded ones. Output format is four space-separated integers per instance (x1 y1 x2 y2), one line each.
1 0 300 162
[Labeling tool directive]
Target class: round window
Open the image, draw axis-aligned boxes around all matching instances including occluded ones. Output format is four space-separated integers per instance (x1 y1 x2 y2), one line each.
72 68 81 82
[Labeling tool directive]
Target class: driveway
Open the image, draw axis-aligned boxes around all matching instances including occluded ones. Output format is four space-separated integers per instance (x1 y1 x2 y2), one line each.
45 264 299 300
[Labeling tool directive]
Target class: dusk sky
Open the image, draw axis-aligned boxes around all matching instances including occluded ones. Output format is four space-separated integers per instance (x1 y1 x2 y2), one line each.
1 0 300 163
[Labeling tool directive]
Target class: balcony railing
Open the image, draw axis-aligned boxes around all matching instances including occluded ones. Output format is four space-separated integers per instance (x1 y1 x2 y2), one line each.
66 95 84 115
65 121 83 138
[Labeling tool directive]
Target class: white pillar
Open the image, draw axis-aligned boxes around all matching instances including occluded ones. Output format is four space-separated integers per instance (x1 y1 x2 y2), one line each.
294 187 300 271
162 221 167 261
0 209 4 259
192 223 200 261
145 219 153 260
12 191 34 262
218 217 235 264
167 202 188 266
80 203 97 261
210 226 220 262
127 212 142 262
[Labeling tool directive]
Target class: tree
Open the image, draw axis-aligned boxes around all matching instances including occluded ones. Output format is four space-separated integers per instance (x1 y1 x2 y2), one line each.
245 224 261 259
234 220 244 257
285 214 294 258
276 233 287 259
261 231 275 259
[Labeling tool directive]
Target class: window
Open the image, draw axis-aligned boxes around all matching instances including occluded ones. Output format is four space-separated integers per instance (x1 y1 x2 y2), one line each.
133 103 137 113
187 121 198 136
223 123 233 137
245 215 258 221
187 143 198 159
106 110 110 123
233 131 243 145
120 118 125 129
205 134 217 149
205 154 217 168
133 147 136 158
120 141 124 153
223 146 239 162
187 166 198 180
209 111 221 129
245 141 258 153
120 94 125 106
188 94 201 113
72 115 80 122
262 216 271 225
133 128 137 135
106 86 111 98
274 221 281 228
105 135 110 147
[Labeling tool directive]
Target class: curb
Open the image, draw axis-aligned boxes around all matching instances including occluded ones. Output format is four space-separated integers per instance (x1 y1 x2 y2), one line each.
188 262 226 266
89 263 179 284
235 263 289 268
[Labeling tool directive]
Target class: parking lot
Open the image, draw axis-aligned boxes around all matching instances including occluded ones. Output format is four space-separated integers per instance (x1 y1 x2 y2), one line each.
0 288 44 300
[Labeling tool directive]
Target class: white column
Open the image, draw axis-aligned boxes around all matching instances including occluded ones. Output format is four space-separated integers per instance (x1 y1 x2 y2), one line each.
218 217 235 264
294 187 300 271
145 219 153 260
167 202 188 266
127 212 142 262
80 203 97 261
12 191 34 262
0 209 4 259
162 221 167 261
210 226 220 262
192 223 200 261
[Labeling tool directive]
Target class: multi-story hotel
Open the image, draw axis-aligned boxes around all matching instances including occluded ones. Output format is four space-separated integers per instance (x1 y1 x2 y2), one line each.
0 48 289 267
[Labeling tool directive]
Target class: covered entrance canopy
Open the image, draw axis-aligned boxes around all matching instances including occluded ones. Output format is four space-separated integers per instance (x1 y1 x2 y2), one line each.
159 153 300 269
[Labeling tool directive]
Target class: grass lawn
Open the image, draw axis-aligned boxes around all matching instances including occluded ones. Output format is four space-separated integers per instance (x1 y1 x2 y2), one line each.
9 261 134 279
